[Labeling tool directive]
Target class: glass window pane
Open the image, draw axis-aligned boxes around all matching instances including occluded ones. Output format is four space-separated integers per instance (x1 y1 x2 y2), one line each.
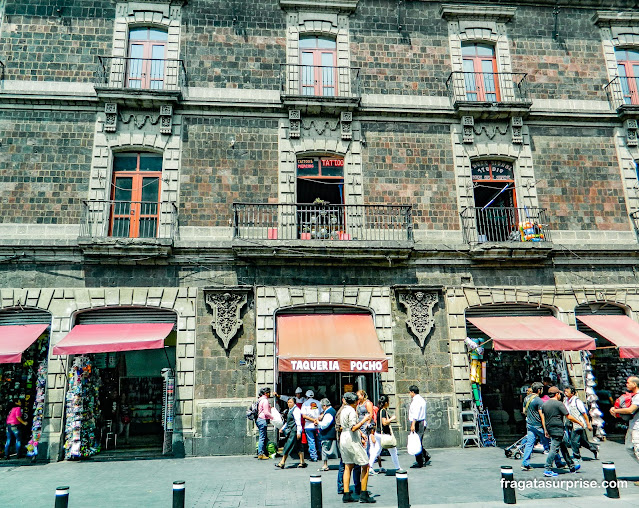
618 63 628 78
113 155 138 172
151 44 166 61
321 52 335 68
320 157 343 177
149 29 168 41
316 37 336 49
461 44 475 57
141 178 160 202
139 155 163 172
138 218 157 238
128 28 148 41
476 44 495 57
113 178 133 202
299 36 316 48
481 59 495 76
628 50 639 61
463 59 475 73
297 158 319 177
111 218 130 237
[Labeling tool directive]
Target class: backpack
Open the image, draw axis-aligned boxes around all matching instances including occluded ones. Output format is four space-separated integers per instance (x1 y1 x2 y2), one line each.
372 405 379 424
614 393 635 421
246 399 259 421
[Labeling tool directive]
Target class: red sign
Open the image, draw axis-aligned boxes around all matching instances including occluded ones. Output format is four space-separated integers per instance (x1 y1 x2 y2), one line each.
278 358 388 373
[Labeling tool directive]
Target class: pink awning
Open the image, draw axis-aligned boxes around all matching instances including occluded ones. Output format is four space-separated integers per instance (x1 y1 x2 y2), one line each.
467 316 595 351
0 324 49 363
52 323 173 355
577 315 639 358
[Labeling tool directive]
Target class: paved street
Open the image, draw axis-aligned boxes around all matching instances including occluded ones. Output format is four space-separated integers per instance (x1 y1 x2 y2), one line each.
1 439 639 507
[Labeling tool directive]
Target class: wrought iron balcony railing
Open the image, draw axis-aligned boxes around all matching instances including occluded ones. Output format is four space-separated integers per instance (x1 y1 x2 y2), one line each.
460 206 551 245
604 75 639 109
80 200 178 240
446 72 529 105
95 57 187 92
233 203 412 242
280 64 361 99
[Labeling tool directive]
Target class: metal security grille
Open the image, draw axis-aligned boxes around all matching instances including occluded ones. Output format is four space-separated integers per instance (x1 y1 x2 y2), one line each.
76 308 177 325
465 304 554 336
0 308 51 326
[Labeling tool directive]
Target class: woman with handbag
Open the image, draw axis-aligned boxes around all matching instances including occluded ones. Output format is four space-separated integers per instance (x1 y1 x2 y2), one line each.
369 395 401 471
275 397 306 469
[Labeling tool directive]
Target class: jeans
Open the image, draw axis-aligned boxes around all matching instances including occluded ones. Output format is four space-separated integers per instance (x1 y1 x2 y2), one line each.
337 459 361 494
256 418 268 455
521 426 550 467
5 425 21 458
569 427 597 459
545 433 573 471
305 427 321 461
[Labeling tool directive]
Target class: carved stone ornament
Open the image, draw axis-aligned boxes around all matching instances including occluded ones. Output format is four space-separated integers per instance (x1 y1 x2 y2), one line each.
398 291 438 348
105 103 118 133
462 116 474 144
625 119 638 148
289 109 301 139
205 291 248 350
160 105 173 135
341 111 353 140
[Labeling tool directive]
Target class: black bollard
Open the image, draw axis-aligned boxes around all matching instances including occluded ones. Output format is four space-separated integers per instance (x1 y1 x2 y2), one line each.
173 481 185 508
500 466 516 505
54 486 69 508
396 469 410 508
602 462 620 499
310 474 322 508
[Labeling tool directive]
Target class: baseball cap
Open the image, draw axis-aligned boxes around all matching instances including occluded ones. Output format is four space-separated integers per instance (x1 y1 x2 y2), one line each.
306 389 314 398
548 386 560 395
295 387 303 393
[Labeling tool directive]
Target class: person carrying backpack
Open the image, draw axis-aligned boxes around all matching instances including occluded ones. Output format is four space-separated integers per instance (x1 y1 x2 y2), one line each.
610 376 639 464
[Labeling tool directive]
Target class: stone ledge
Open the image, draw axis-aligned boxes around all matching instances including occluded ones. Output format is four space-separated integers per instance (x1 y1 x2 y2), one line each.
440 4 516 22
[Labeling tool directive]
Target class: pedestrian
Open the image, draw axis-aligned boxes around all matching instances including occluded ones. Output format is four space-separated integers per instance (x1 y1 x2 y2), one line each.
610 376 639 463
564 386 598 461
302 390 321 462
541 386 583 477
275 397 305 469
339 392 376 504
408 385 430 468
316 398 338 472
4 400 27 460
336 397 361 496
256 387 273 460
521 382 560 471
276 387 306 406
369 394 401 472
541 377 552 399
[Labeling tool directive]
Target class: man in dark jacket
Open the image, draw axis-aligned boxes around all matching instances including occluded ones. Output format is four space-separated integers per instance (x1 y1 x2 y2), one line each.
542 386 584 477
317 398 338 471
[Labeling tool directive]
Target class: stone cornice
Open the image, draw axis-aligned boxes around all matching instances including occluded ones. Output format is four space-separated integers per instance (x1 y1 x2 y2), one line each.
279 0 358 13
440 4 516 22
593 10 639 27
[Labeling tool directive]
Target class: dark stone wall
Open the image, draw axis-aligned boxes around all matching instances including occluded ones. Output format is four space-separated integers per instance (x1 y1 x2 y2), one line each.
361 122 458 232
2 0 114 81
530 126 629 231
180 116 279 227
0 110 94 224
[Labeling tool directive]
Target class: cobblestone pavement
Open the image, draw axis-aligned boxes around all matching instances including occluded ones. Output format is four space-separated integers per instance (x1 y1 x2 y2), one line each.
2 440 639 507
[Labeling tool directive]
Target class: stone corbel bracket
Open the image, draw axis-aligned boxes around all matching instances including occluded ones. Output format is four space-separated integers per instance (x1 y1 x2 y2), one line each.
462 115 474 144
289 109 301 139
160 105 173 135
105 103 118 133
398 291 438 348
204 288 250 350
625 119 638 148
341 111 353 140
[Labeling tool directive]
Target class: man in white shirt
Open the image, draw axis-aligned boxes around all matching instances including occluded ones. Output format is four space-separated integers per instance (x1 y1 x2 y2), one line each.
610 376 639 465
276 386 306 405
564 386 598 461
409 385 430 468
302 389 322 462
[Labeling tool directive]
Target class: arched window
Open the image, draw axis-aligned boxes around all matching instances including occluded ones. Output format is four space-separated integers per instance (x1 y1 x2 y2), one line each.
110 152 162 238
462 43 499 102
615 48 639 105
299 35 337 96
127 27 168 90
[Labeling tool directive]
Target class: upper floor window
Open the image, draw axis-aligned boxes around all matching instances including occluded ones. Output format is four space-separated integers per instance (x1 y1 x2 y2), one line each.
127 27 168 90
110 152 162 238
462 43 499 102
615 48 639 105
299 35 337 96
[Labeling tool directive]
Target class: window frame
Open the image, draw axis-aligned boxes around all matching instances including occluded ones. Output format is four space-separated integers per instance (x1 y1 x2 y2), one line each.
298 35 338 97
126 26 169 90
615 48 639 106
461 43 500 102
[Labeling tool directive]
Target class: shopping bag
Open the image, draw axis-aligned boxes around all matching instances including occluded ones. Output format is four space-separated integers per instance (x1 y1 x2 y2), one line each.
406 431 422 455
271 406 284 429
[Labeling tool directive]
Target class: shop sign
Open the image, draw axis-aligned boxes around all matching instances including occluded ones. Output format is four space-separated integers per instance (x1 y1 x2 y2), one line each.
279 358 388 372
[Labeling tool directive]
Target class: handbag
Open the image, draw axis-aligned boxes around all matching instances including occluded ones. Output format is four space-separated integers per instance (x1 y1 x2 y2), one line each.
380 426 397 449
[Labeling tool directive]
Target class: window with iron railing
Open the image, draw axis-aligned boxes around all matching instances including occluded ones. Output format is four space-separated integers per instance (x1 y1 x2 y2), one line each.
615 48 639 106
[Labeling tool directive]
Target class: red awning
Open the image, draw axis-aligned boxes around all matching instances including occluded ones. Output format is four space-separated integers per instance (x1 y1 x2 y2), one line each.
577 315 639 358
52 323 174 355
277 314 388 373
467 316 595 351
0 324 49 363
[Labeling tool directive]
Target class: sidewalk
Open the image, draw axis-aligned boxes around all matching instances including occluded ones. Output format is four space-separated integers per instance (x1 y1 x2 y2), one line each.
1 439 638 507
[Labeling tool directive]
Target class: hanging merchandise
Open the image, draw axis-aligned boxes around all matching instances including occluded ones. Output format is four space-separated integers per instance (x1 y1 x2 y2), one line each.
64 356 101 460
465 337 484 385
26 361 47 460
581 350 606 440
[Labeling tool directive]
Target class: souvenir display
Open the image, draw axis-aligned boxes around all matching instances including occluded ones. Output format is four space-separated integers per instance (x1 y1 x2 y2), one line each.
64 356 100 459
26 361 47 459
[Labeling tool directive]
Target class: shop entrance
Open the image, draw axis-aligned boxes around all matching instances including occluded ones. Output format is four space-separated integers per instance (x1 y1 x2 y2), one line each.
277 372 381 407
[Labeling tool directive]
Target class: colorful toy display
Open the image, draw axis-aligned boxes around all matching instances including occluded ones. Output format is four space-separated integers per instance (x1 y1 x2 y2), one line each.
26 361 47 459
518 221 544 242
64 356 100 459
581 350 606 440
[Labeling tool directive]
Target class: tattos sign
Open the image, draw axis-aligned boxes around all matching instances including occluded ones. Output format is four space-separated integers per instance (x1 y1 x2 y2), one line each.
279 358 388 372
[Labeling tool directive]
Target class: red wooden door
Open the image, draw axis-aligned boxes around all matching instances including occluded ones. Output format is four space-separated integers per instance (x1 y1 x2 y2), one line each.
462 43 499 102
616 49 639 105
299 36 337 96
127 28 168 90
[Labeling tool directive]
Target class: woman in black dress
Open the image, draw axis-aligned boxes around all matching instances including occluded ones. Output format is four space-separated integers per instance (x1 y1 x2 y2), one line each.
275 397 306 468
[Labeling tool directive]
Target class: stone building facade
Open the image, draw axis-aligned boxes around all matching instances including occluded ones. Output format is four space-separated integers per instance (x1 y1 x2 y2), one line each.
1 0 639 459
